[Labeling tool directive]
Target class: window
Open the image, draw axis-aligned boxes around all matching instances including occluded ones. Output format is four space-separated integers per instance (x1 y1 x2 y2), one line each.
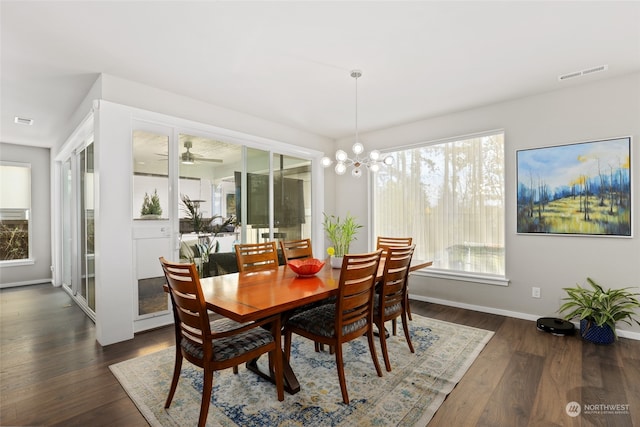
0 162 31 263
372 131 505 279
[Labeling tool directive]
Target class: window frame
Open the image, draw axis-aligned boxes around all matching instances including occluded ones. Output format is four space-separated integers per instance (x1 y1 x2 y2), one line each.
369 130 509 286
0 161 34 267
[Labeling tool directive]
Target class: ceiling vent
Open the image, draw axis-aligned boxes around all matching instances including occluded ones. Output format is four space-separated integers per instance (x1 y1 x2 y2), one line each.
14 116 34 125
558 65 608 82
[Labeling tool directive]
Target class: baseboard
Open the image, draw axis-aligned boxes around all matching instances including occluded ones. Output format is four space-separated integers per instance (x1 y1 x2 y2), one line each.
0 279 53 289
410 294 640 341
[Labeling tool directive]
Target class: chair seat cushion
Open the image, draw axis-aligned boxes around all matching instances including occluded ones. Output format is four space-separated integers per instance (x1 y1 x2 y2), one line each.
286 304 367 338
209 317 252 333
374 298 401 317
181 320 274 362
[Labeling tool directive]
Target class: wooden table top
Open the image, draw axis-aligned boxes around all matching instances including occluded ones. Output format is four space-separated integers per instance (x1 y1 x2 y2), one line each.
199 257 432 323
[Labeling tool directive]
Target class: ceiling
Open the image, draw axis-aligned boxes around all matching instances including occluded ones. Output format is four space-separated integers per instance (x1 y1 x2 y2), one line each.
2 1 639 150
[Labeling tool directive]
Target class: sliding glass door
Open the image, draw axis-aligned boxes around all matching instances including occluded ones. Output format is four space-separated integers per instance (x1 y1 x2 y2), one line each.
79 142 95 311
60 141 95 316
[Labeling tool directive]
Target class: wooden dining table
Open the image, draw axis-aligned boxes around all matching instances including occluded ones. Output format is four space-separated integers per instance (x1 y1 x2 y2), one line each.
197 257 432 394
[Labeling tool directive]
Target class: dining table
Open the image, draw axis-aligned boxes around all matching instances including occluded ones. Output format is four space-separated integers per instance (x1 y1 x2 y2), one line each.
197 257 432 394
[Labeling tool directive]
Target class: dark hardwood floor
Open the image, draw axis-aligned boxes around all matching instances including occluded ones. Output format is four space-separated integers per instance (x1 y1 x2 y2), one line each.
1 283 638 426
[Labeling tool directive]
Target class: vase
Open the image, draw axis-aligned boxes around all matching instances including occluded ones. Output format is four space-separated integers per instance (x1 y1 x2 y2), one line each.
580 319 615 345
330 256 343 269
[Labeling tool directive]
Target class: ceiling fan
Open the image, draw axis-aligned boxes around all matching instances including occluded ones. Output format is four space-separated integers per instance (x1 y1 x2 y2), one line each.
157 141 223 164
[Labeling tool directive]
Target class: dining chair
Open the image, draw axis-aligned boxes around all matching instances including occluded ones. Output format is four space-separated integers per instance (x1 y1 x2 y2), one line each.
235 241 280 272
280 238 313 263
376 236 414 319
373 244 416 371
159 257 284 427
283 249 384 404
376 236 413 255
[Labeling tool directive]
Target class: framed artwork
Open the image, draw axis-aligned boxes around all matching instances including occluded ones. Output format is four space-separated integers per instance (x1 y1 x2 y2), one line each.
516 136 631 237
226 193 236 215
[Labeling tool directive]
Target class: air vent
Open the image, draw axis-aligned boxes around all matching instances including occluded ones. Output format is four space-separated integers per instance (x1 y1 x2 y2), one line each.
558 72 582 81
582 65 608 75
558 65 608 82
14 116 34 125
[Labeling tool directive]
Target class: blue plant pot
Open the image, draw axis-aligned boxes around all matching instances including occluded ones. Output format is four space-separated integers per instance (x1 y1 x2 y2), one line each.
580 319 615 345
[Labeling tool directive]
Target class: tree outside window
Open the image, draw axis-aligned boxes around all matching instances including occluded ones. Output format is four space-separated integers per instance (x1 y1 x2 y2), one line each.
372 132 505 277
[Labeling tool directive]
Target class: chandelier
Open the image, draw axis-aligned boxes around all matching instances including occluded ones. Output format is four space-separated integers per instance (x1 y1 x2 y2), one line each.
321 70 393 178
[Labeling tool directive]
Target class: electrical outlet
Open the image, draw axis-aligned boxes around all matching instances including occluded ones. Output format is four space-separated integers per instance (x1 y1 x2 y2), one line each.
532 287 541 299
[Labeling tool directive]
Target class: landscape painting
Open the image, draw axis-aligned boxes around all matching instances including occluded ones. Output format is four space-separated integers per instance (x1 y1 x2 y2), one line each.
517 137 631 236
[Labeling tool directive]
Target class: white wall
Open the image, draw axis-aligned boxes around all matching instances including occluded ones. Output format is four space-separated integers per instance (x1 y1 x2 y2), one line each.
0 143 52 287
335 72 640 336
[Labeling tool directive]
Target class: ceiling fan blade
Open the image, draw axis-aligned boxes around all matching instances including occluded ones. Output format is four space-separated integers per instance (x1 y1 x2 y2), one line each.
195 158 223 163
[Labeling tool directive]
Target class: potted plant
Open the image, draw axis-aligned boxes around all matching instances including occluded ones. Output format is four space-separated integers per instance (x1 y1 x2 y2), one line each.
559 277 640 344
322 212 362 268
140 189 162 219
181 194 203 233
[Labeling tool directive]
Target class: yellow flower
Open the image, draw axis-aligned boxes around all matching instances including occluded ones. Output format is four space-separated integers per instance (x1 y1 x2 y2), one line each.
326 246 335 256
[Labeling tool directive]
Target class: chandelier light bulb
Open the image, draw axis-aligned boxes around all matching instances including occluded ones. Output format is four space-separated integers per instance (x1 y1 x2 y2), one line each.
323 69 393 178
336 150 348 162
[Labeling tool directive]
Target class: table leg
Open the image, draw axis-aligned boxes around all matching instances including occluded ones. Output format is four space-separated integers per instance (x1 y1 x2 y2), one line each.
246 357 300 394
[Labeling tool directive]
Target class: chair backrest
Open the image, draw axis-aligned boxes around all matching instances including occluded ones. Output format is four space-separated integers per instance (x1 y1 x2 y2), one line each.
335 249 383 340
377 245 415 318
280 238 313 263
159 257 212 359
376 236 413 256
235 241 280 272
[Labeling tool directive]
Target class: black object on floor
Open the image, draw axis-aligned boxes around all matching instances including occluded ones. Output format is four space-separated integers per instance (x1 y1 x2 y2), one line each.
536 317 575 336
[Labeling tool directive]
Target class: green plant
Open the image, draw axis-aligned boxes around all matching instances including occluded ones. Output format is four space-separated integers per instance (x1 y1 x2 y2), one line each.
559 277 640 339
205 214 237 239
322 212 362 257
140 189 162 216
181 194 203 232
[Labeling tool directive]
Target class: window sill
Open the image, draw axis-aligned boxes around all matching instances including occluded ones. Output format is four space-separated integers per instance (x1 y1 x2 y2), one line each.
0 258 36 268
413 268 510 287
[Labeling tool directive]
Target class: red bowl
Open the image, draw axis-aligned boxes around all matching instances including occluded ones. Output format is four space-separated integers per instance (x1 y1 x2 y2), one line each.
288 258 325 277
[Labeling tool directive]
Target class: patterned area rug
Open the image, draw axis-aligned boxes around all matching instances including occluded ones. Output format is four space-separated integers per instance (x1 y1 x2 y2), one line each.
110 315 493 426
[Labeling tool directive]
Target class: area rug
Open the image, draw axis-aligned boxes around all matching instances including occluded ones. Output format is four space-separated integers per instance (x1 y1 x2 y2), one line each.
110 315 493 426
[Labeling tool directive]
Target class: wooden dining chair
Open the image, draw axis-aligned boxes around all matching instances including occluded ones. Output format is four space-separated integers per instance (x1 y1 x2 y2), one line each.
159 257 284 427
373 245 415 371
376 236 414 319
235 241 280 272
283 249 384 404
376 236 413 255
280 238 313 263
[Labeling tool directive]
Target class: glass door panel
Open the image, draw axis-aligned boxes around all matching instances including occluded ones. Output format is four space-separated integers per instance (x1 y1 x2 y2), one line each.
272 153 311 242
61 159 72 288
132 129 170 317
133 130 169 220
244 148 270 244
79 142 95 311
